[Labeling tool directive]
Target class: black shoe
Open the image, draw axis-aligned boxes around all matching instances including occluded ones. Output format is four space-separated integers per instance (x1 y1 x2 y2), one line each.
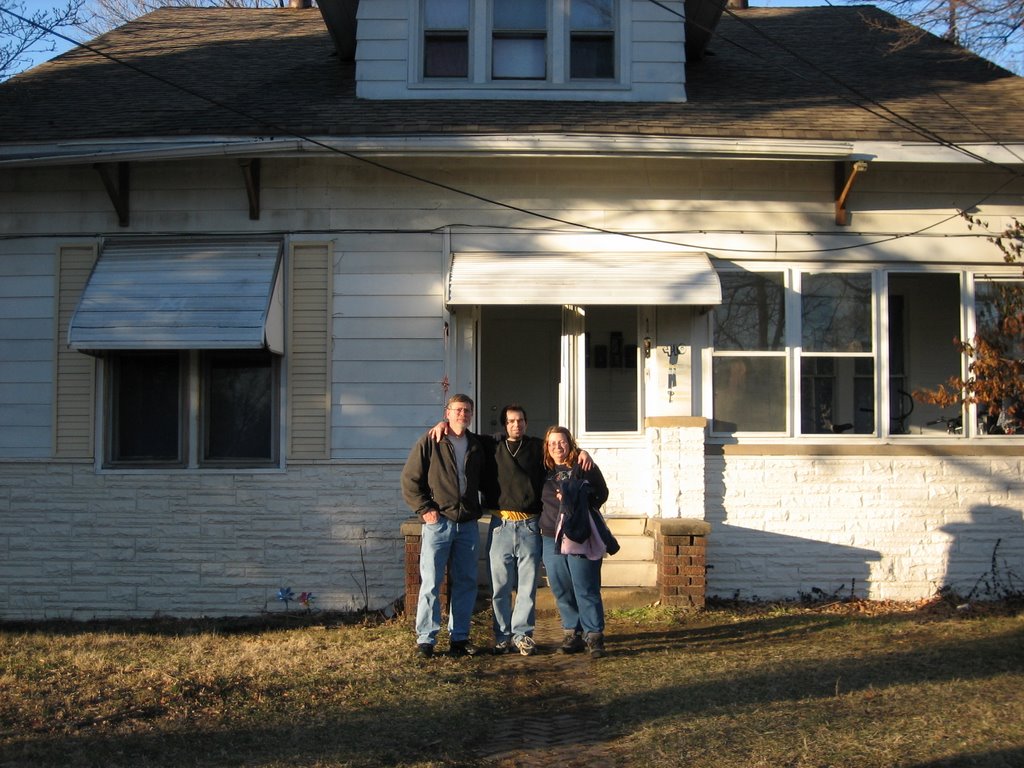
449 640 481 658
559 630 586 655
416 643 434 659
586 632 606 659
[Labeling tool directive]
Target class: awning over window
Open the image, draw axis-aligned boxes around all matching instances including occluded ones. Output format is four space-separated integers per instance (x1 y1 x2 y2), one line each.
447 251 722 305
69 238 284 354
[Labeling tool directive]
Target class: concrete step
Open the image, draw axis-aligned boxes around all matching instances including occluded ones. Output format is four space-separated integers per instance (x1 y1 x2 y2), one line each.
534 585 659 614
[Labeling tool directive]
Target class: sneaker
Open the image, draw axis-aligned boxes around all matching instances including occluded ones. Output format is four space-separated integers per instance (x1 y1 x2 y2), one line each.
416 643 434 659
586 632 606 659
559 630 586 655
493 639 512 655
448 640 481 658
513 635 537 656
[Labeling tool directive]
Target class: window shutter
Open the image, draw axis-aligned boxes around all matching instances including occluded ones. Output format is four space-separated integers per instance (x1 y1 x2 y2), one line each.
54 245 97 458
287 243 332 460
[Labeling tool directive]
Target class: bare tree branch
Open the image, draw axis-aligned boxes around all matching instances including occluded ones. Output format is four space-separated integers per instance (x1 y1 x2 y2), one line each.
0 0 85 80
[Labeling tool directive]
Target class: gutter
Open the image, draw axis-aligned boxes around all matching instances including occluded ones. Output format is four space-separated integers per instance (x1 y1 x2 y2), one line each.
1 134 1022 168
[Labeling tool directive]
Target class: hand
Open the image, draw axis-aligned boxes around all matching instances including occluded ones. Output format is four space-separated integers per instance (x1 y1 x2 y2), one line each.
428 420 450 443
577 450 594 471
422 510 440 525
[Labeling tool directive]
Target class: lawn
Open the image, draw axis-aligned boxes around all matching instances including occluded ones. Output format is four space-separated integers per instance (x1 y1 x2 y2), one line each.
1 598 1022 767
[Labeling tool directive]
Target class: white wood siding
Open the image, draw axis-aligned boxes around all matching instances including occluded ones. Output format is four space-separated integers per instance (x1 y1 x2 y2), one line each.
330 233 447 460
0 245 58 457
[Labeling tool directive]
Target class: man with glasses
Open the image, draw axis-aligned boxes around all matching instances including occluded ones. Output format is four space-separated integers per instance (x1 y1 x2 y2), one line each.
402 393 484 658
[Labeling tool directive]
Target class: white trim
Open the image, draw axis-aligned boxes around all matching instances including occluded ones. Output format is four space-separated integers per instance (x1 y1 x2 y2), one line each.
4 135 1023 167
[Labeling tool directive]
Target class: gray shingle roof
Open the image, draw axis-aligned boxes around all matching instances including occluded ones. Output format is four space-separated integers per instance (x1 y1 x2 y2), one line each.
2 5 1023 145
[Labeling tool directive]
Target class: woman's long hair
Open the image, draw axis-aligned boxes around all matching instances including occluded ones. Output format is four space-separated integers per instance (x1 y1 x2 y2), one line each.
542 425 579 470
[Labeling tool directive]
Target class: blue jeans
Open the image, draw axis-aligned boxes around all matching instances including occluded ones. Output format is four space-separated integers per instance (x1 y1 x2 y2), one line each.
542 534 604 635
416 518 479 645
488 515 542 642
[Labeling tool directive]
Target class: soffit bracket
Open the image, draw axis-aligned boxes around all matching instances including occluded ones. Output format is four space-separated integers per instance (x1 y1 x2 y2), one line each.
240 158 261 220
835 160 868 226
93 161 130 227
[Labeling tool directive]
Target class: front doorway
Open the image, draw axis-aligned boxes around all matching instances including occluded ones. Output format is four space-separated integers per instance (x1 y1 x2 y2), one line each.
478 305 561 436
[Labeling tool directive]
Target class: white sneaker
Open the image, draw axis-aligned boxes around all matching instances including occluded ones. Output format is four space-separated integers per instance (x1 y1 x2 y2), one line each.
513 635 537 656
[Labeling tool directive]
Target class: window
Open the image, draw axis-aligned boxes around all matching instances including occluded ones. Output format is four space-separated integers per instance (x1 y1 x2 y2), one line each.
710 268 980 439
584 306 639 432
106 351 280 468
570 0 615 79
424 0 470 78
492 0 547 79
711 272 787 433
421 0 619 84
973 278 1024 435
799 273 873 434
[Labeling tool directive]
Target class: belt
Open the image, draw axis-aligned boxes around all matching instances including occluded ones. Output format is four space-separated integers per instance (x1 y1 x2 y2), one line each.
497 510 533 522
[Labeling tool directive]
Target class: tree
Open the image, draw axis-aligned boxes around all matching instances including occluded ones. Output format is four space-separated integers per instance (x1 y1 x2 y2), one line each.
80 0 283 38
916 214 1024 434
0 0 85 81
863 0 1024 73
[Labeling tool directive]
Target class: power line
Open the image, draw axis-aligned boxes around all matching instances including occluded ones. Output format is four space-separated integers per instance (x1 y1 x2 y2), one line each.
1 3 1020 256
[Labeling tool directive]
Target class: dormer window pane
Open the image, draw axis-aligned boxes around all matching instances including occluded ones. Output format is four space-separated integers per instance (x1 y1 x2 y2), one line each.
425 34 469 77
494 0 546 29
425 0 469 28
493 37 546 79
571 0 613 28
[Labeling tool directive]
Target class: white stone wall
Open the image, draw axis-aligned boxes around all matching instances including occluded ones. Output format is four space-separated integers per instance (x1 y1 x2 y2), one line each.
705 454 1024 601
0 460 408 620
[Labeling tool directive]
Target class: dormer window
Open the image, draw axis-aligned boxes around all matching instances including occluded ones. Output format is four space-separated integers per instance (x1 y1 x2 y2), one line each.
420 0 619 84
424 0 470 78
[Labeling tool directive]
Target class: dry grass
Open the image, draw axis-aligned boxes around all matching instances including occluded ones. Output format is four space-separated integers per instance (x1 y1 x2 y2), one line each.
1 598 1022 767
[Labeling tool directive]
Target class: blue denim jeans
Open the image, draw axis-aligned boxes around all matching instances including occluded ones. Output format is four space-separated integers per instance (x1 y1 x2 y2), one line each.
416 518 479 645
542 534 604 635
488 515 542 642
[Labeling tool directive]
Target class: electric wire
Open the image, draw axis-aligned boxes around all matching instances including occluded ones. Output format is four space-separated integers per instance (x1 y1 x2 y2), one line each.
1 3 1021 256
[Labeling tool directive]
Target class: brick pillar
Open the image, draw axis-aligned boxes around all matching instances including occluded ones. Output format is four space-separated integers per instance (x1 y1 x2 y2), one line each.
400 517 450 621
649 518 711 609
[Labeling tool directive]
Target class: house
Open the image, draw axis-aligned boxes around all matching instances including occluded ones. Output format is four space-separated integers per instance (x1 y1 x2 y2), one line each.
1 0 1022 619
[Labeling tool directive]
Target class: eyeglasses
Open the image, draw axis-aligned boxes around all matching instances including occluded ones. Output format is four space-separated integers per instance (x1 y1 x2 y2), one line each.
447 407 473 414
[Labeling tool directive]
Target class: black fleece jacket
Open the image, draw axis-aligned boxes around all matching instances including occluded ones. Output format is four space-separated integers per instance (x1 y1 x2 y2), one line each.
479 434 546 514
401 430 484 523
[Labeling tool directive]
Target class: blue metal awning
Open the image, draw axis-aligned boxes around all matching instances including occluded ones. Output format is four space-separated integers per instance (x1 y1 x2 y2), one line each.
69 238 284 354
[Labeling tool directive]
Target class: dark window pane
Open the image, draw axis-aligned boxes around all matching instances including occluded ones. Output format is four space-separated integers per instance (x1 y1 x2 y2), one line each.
570 35 614 78
712 356 786 432
424 34 469 77
714 272 786 351
111 353 181 463
802 274 872 352
800 356 874 434
204 352 275 462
